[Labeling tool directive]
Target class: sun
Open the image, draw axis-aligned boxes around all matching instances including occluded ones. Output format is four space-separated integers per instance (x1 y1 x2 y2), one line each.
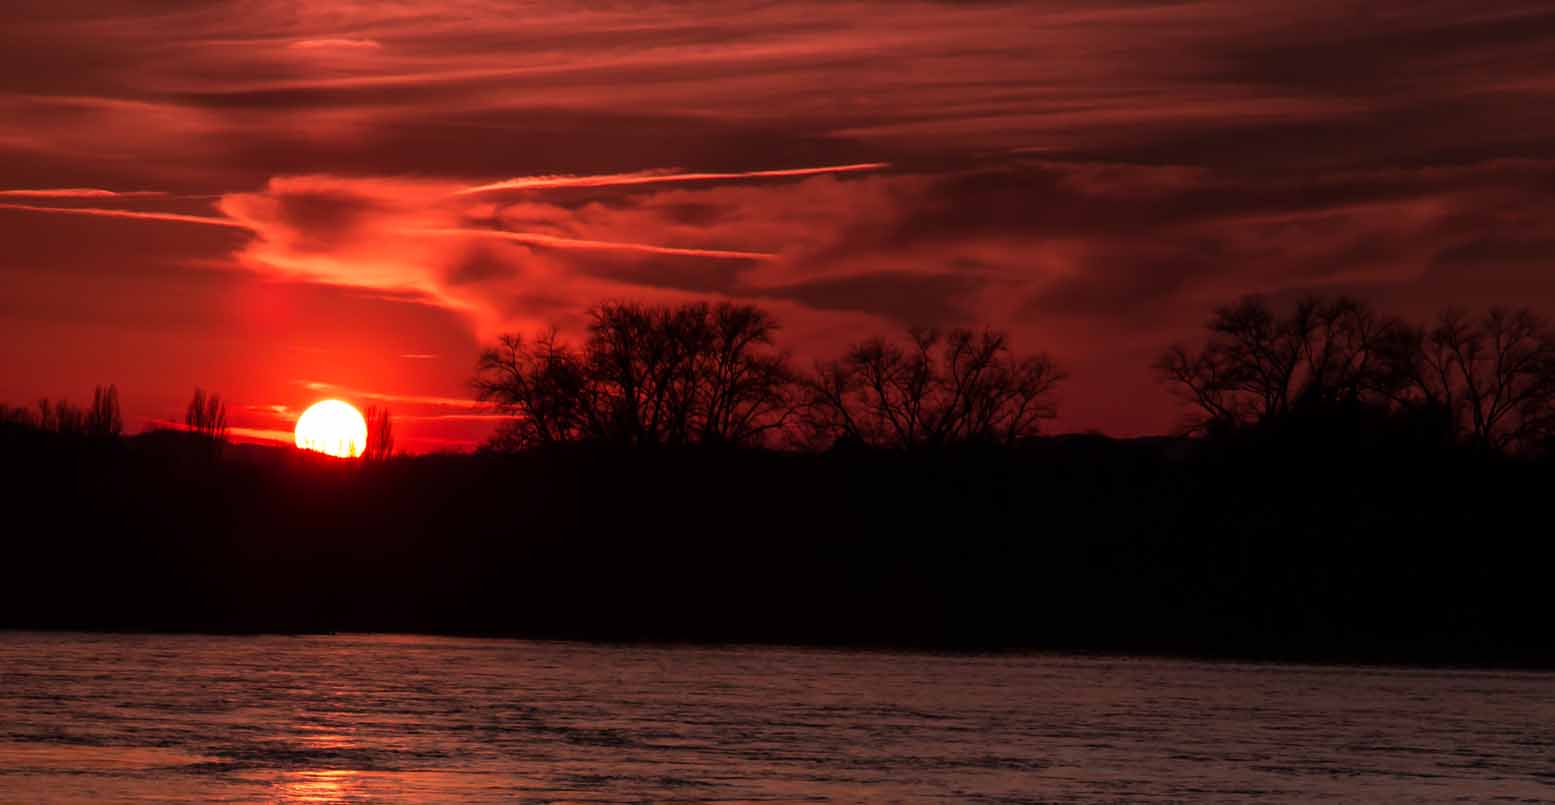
294 399 368 458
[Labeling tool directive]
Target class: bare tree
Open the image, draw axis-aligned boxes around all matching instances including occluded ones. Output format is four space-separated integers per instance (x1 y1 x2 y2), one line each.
474 302 795 450
688 303 795 445
800 327 1065 449
1156 295 1406 434
1155 344 1244 434
10 389 118 436
364 406 396 461
36 398 86 435
1399 307 1555 451
0 404 32 426
475 329 594 450
35 399 56 432
185 387 228 440
581 301 703 447
86 384 123 438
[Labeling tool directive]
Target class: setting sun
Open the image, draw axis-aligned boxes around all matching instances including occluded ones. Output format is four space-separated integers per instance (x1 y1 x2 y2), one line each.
294 399 368 458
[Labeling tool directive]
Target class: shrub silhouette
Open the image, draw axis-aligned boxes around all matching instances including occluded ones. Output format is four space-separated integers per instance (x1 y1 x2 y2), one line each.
0 404 31 426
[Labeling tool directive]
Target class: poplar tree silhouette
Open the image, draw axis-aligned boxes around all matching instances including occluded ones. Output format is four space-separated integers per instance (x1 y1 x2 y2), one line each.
365 406 395 460
185 388 228 440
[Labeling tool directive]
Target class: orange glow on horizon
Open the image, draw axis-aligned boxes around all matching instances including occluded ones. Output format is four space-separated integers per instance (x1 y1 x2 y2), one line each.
294 400 368 458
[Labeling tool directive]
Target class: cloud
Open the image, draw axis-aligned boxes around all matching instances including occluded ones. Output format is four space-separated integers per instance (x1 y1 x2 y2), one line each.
288 38 382 51
414 227 776 261
759 270 987 326
0 202 242 228
456 162 891 195
301 381 486 410
0 188 166 198
227 425 296 444
196 162 1122 340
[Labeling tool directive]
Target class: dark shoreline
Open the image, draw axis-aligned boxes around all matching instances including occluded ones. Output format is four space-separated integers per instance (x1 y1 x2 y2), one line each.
4 424 1552 671
6 627 1555 675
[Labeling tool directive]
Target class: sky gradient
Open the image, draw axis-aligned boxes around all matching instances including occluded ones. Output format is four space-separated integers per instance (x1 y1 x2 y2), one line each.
3 1 1554 450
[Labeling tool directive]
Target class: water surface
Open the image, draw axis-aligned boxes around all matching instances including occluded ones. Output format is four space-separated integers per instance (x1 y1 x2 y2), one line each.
1 632 1551 802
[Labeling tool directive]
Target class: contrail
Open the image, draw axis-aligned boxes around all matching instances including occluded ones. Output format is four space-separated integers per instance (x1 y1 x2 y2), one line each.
0 188 167 199
455 162 890 195
302 381 489 410
414 227 774 260
0 202 246 229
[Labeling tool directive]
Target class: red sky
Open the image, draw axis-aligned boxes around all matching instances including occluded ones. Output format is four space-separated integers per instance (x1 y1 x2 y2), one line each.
3 1 1554 451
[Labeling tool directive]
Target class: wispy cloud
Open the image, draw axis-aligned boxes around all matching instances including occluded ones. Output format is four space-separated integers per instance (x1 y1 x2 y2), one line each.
289 38 382 51
144 420 294 446
302 381 486 410
456 163 891 195
0 188 167 198
227 425 296 444
390 413 516 422
0 203 244 228
414 227 775 260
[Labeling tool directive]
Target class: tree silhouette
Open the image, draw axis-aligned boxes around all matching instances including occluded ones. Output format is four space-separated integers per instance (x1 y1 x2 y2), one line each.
475 329 593 450
580 301 795 447
5 387 121 437
690 304 794 446
578 301 698 447
1156 295 1406 434
1388 307 1555 452
800 327 1065 449
475 301 795 450
36 398 86 435
1159 295 1555 453
0 404 31 426
184 388 228 440
86 385 123 438
364 406 395 461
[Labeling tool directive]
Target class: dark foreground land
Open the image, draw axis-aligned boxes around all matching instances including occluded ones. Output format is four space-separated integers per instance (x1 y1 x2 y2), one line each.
2 422 1551 667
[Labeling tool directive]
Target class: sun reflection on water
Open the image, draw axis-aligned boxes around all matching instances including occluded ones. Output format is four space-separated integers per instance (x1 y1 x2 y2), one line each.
276 769 362 803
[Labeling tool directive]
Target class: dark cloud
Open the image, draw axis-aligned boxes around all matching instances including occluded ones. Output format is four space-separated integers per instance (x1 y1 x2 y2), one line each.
0 207 247 275
1214 4 1555 97
760 271 986 327
271 191 388 252
570 252 753 296
444 249 523 286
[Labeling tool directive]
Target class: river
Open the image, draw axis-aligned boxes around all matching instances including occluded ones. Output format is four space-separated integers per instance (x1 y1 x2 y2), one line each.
1 632 1551 802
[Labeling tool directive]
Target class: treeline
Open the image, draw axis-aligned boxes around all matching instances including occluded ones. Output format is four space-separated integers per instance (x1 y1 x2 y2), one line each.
1 385 124 438
475 295 1555 457
2 385 397 459
474 301 1064 451
1 385 226 440
10 296 1551 460
1158 296 1555 453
